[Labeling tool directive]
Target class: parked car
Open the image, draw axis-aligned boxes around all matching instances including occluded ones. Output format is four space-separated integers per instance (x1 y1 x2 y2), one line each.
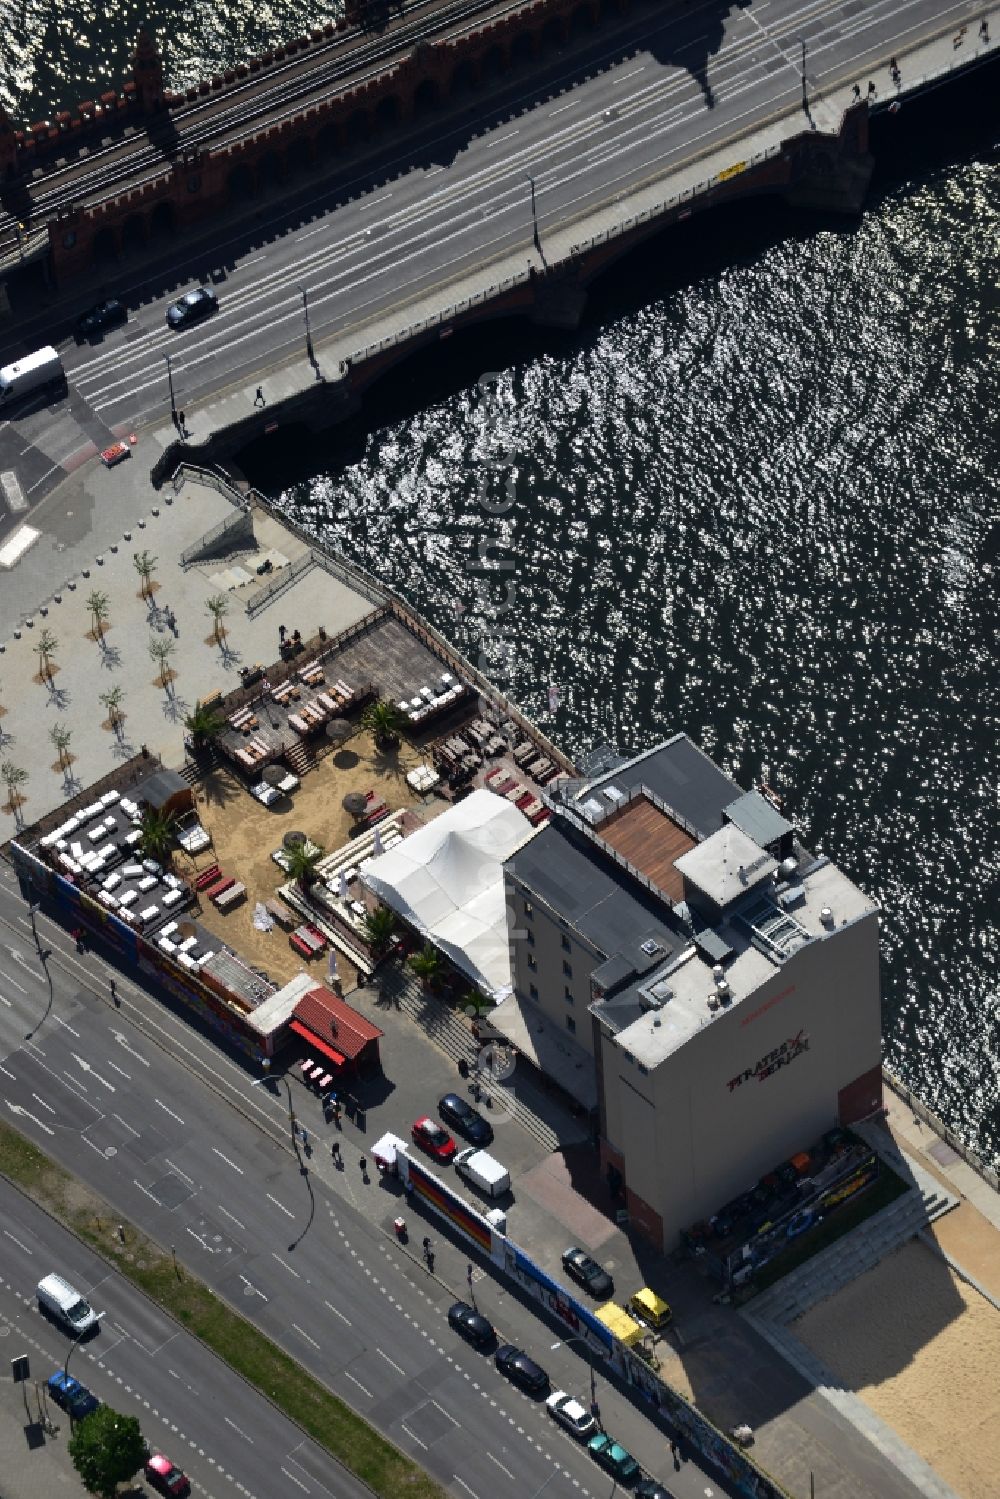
411 1116 457 1161
495 1344 549 1395
46 1370 100 1421
438 1092 494 1146
588 1432 640 1481
75 298 127 339
561 1246 614 1299
447 1301 495 1350
546 1389 596 1438
166 286 219 329
144 1452 191 1496
634 1481 675 1499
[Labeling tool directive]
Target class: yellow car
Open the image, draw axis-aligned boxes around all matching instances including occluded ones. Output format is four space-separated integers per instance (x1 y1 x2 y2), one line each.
628 1287 672 1331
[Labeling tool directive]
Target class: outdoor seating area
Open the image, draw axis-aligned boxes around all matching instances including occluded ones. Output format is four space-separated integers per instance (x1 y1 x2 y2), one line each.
484 767 550 826
218 659 372 778
396 670 468 728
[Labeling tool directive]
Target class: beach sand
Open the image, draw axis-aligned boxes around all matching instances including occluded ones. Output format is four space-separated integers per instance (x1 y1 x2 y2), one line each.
793 1237 1000 1499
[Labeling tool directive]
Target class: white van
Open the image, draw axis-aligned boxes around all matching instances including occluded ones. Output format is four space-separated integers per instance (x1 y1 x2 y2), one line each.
454 1146 511 1199
0 346 65 406
37 1273 99 1335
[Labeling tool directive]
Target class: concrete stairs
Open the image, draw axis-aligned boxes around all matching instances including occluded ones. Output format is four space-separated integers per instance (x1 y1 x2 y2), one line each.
377 962 562 1153
285 740 315 777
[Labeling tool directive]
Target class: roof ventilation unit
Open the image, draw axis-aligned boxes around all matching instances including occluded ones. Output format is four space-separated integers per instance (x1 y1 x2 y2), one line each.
780 856 798 879
711 964 725 983
820 906 835 929
716 979 732 1003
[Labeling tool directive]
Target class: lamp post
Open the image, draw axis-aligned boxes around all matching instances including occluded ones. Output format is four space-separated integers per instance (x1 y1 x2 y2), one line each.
525 172 539 249
164 353 177 424
800 38 808 110
298 284 314 360
550 1334 599 1417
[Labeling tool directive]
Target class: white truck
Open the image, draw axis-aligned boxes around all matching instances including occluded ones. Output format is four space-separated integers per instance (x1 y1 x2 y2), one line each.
454 1146 511 1199
0 346 65 406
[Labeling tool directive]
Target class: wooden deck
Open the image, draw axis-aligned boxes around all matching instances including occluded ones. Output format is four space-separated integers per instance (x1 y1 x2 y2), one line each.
599 796 695 903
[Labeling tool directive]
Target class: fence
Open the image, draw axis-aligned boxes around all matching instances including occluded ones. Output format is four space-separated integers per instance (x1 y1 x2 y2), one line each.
180 507 254 568
884 1069 1000 1193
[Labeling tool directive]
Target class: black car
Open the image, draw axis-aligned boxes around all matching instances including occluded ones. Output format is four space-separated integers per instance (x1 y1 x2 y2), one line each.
635 1482 675 1499
448 1301 495 1350
76 298 127 339
166 286 219 329
561 1246 614 1299
495 1344 549 1395
438 1093 494 1146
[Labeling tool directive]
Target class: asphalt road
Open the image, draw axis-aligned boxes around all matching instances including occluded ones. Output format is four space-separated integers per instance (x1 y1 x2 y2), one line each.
0 864 739 1499
0 1176 376 1499
0 0 987 531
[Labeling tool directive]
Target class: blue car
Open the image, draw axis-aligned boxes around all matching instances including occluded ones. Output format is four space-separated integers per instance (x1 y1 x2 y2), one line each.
47 1369 100 1421
588 1431 640 1481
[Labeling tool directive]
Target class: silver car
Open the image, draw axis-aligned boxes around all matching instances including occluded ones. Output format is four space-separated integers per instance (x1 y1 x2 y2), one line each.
546 1390 596 1438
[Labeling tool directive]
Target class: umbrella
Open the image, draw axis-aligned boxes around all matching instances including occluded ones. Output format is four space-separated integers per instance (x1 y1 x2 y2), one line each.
283 830 307 851
261 764 285 788
372 827 384 857
342 791 367 818
338 869 349 901
326 718 352 744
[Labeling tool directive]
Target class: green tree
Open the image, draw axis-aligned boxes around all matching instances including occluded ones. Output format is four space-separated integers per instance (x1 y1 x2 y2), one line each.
99 685 126 735
205 593 229 642
362 904 397 956
36 627 58 680
86 589 110 640
1 760 28 807
408 943 444 991
133 549 158 598
360 699 406 751
285 841 324 893
67 1403 147 1499
148 634 175 688
49 723 72 766
138 806 176 864
184 703 226 748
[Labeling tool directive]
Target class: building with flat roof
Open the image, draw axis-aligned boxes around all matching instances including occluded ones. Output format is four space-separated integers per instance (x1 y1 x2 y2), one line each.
501 734 882 1250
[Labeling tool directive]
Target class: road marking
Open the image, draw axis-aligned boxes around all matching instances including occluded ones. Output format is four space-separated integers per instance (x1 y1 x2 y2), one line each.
164 1159 195 1188
50 1015 81 1037
550 100 576 116
401 1421 427 1449
71 1053 114 1091
5 1101 54 1135
110 1030 150 1066
154 1098 184 1124
344 1371 372 1398
293 1322 321 1350
266 1192 295 1219
218 1204 246 1231
487 1454 515 1479
211 1147 244 1175
224 1416 254 1443
112 1112 139 1135
238 1273 268 1302
376 1348 406 1376
0 991 12 1006
3 1230 32 1255
133 1178 161 1204
453 1478 480 1499
488 131 519 147
106 1060 131 1080
60 1069 87 1094
281 1466 311 1492
433 1400 459 1427
323 1299 351 1326
186 1227 212 1251
0 1063 16 1079
30 1093 56 1113
271 1253 301 1279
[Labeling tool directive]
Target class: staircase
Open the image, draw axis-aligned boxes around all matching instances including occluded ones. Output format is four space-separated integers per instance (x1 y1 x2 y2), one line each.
377 962 564 1153
178 745 220 786
285 740 315 777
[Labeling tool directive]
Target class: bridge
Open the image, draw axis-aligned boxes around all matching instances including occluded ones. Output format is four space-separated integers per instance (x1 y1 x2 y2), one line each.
0 0 996 527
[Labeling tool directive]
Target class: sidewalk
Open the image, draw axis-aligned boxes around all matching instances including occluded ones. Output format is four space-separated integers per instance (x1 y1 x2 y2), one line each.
0 1376 76 1499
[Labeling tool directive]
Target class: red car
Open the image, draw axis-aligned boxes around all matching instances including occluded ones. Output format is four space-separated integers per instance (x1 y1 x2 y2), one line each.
144 1452 190 1496
411 1116 457 1161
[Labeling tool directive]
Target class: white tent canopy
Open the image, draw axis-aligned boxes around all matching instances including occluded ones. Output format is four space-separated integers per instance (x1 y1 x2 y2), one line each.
362 789 533 999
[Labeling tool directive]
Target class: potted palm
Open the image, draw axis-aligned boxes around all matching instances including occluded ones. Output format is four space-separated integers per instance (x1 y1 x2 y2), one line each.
361 699 407 752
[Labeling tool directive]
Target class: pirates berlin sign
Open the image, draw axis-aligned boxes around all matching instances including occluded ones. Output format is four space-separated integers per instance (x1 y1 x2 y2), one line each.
727 1030 810 1093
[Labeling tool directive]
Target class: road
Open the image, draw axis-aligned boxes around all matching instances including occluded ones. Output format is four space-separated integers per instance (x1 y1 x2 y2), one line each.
0 0 988 532
0 1177 377 1499
0 864 739 1499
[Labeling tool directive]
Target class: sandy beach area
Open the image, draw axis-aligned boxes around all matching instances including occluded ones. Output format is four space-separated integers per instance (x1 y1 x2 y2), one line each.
793 1237 1000 1499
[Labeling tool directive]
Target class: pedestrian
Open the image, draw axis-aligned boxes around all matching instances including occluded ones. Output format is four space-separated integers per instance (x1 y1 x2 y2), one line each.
110 979 118 1006
867 80 876 96
852 83 861 99
889 56 897 73
954 25 967 47
980 19 989 41
279 624 287 643
178 410 185 432
254 385 265 407
331 1141 340 1161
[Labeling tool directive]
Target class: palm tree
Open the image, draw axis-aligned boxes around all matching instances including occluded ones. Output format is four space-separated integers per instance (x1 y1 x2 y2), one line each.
36 628 58 681
1 760 28 811
361 699 406 751
133 550 158 599
49 723 72 766
100 685 126 735
137 806 176 864
184 704 226 749
363 905 397 956
286 841 324 893
205 594 229 643
86 589 110 640
408 944 444 991
148 635 175 688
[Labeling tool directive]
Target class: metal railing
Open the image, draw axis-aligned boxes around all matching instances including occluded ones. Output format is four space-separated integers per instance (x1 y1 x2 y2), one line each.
884 1070 1000 1194
245 549 317 618
179 508 253 568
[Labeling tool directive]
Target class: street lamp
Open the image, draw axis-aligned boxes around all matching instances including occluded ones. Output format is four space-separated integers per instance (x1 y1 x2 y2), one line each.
550 1334 599 1415
525 172 539 249
298 284 314 360
800 38 808 110
164 353 177 424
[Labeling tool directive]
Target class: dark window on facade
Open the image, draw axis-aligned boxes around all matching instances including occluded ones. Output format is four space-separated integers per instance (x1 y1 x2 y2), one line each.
524 901 534 919
561 935 571 952
566 1015 576 1033
527 954 537 971
563 961 572 978
564 989 574 1005
529 984 539 1000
